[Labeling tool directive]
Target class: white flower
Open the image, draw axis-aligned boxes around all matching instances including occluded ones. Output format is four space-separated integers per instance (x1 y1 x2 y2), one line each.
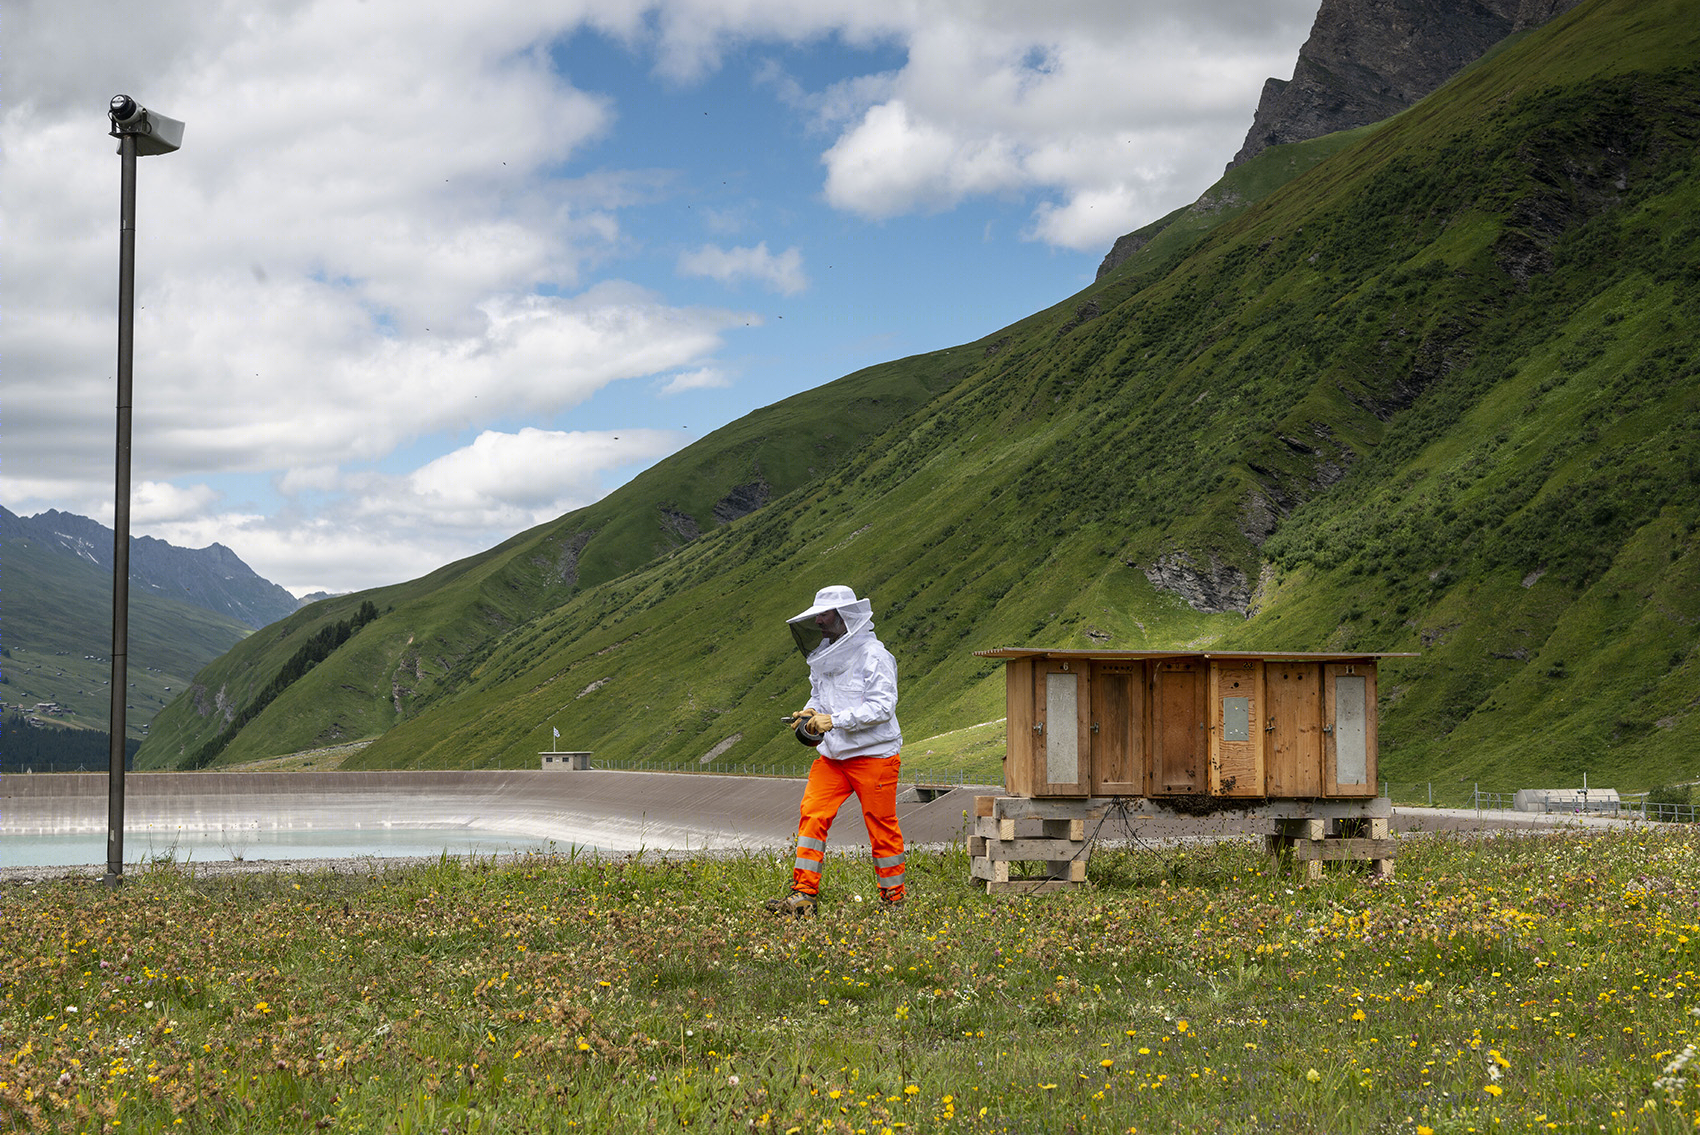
1655 1040 1697 1094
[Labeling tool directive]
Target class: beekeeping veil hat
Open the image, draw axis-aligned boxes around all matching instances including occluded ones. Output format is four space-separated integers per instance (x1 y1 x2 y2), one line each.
786 584 874 661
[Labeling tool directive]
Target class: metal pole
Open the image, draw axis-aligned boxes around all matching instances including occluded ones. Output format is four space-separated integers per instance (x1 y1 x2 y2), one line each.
105 132 137 888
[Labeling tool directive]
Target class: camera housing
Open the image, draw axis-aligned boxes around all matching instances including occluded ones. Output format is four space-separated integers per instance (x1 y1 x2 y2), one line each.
109 94 184 156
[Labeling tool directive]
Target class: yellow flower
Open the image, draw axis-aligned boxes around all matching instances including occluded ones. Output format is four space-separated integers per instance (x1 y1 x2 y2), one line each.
1485 1084 1503 1097
1306 1068 1322 1083
1176 1019 1189 1033
1351 1009 1366 1022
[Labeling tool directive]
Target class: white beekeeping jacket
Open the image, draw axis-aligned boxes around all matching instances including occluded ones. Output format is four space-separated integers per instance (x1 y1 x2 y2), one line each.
787 590 903 761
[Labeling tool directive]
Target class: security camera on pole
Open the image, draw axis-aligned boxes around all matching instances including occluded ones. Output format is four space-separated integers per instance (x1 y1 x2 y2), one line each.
104 95 184 887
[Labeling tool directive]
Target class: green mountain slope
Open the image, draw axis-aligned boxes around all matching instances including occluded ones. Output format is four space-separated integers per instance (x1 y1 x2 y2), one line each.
142 0 1700 800
1 530 251 738
138 345 985 764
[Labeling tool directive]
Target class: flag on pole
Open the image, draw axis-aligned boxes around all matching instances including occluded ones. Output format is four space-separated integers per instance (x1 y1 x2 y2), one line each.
552 727 560 738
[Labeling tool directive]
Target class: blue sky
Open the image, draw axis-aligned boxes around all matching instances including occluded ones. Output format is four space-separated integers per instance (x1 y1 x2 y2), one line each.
2 0 1317 595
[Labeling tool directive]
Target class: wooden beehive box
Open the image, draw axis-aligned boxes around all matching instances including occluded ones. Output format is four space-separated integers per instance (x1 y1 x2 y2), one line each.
977 650 1409 800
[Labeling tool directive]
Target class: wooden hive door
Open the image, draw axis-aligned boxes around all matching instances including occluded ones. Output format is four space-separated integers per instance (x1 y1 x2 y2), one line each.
1003 658 1038 797
1324 662 1377 797
1151 659 1204 795
1031 659 1091 796
1265 662 1322 797
1211 659 1264 797
1090 662 1145 796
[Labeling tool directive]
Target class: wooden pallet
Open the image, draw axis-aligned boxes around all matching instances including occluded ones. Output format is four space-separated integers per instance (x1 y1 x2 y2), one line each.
969 796 1104 894
1264 799 1395 880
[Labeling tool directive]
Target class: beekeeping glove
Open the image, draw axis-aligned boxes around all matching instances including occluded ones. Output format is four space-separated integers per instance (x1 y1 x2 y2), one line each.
805 712 834 734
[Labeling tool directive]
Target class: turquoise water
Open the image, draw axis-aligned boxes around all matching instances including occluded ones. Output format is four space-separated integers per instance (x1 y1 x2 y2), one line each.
3 827 569 869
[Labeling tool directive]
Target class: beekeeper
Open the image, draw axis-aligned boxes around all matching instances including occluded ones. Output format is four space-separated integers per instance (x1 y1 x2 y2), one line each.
766 584 906 917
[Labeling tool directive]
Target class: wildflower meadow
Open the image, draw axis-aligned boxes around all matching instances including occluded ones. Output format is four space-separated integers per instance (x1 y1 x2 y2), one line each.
3 825 1697 1133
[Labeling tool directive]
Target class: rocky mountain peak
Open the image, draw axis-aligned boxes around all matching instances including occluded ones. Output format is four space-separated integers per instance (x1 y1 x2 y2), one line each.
1 506 301 630
1228 0 1585 169
1096 0 1585 281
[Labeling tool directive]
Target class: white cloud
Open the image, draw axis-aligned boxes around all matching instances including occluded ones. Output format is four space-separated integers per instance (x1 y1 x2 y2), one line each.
658 367 732 395
132 481 222 526
3 265 746 483
605 1 1317 245
2 0 1321 592
821 101 1019 218
1028 179 1174 251
2 7 698 469
142 511 459 598
1 0 760 592
810 4 1316 248
678 242 808 295
402 427 683 524
135 427 691 595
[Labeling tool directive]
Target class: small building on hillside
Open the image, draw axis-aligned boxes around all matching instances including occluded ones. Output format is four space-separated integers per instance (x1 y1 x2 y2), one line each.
540 751 593 771
1514 787 1621 814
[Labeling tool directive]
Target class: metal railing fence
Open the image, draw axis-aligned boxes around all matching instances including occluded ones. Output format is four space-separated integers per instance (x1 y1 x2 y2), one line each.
1620 797 1699 824
1378 781 1696 822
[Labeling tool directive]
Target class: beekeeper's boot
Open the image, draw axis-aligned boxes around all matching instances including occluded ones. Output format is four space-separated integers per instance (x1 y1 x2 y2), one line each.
763 890 817 918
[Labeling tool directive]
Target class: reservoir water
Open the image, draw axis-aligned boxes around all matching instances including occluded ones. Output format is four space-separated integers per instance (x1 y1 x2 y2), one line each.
2 769 905 873
4 826 567 870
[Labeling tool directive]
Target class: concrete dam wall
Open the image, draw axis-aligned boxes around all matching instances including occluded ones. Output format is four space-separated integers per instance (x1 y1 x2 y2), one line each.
2 769 981 854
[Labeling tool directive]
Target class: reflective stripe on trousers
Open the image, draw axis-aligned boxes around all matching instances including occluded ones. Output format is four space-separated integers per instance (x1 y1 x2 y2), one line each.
791 753 906 901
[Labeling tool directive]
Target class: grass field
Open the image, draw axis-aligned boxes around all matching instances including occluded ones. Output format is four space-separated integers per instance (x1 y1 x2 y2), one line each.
3 826 1697 1133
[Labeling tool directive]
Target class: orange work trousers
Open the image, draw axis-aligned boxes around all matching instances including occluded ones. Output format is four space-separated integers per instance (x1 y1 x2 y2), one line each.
791 753 906 901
